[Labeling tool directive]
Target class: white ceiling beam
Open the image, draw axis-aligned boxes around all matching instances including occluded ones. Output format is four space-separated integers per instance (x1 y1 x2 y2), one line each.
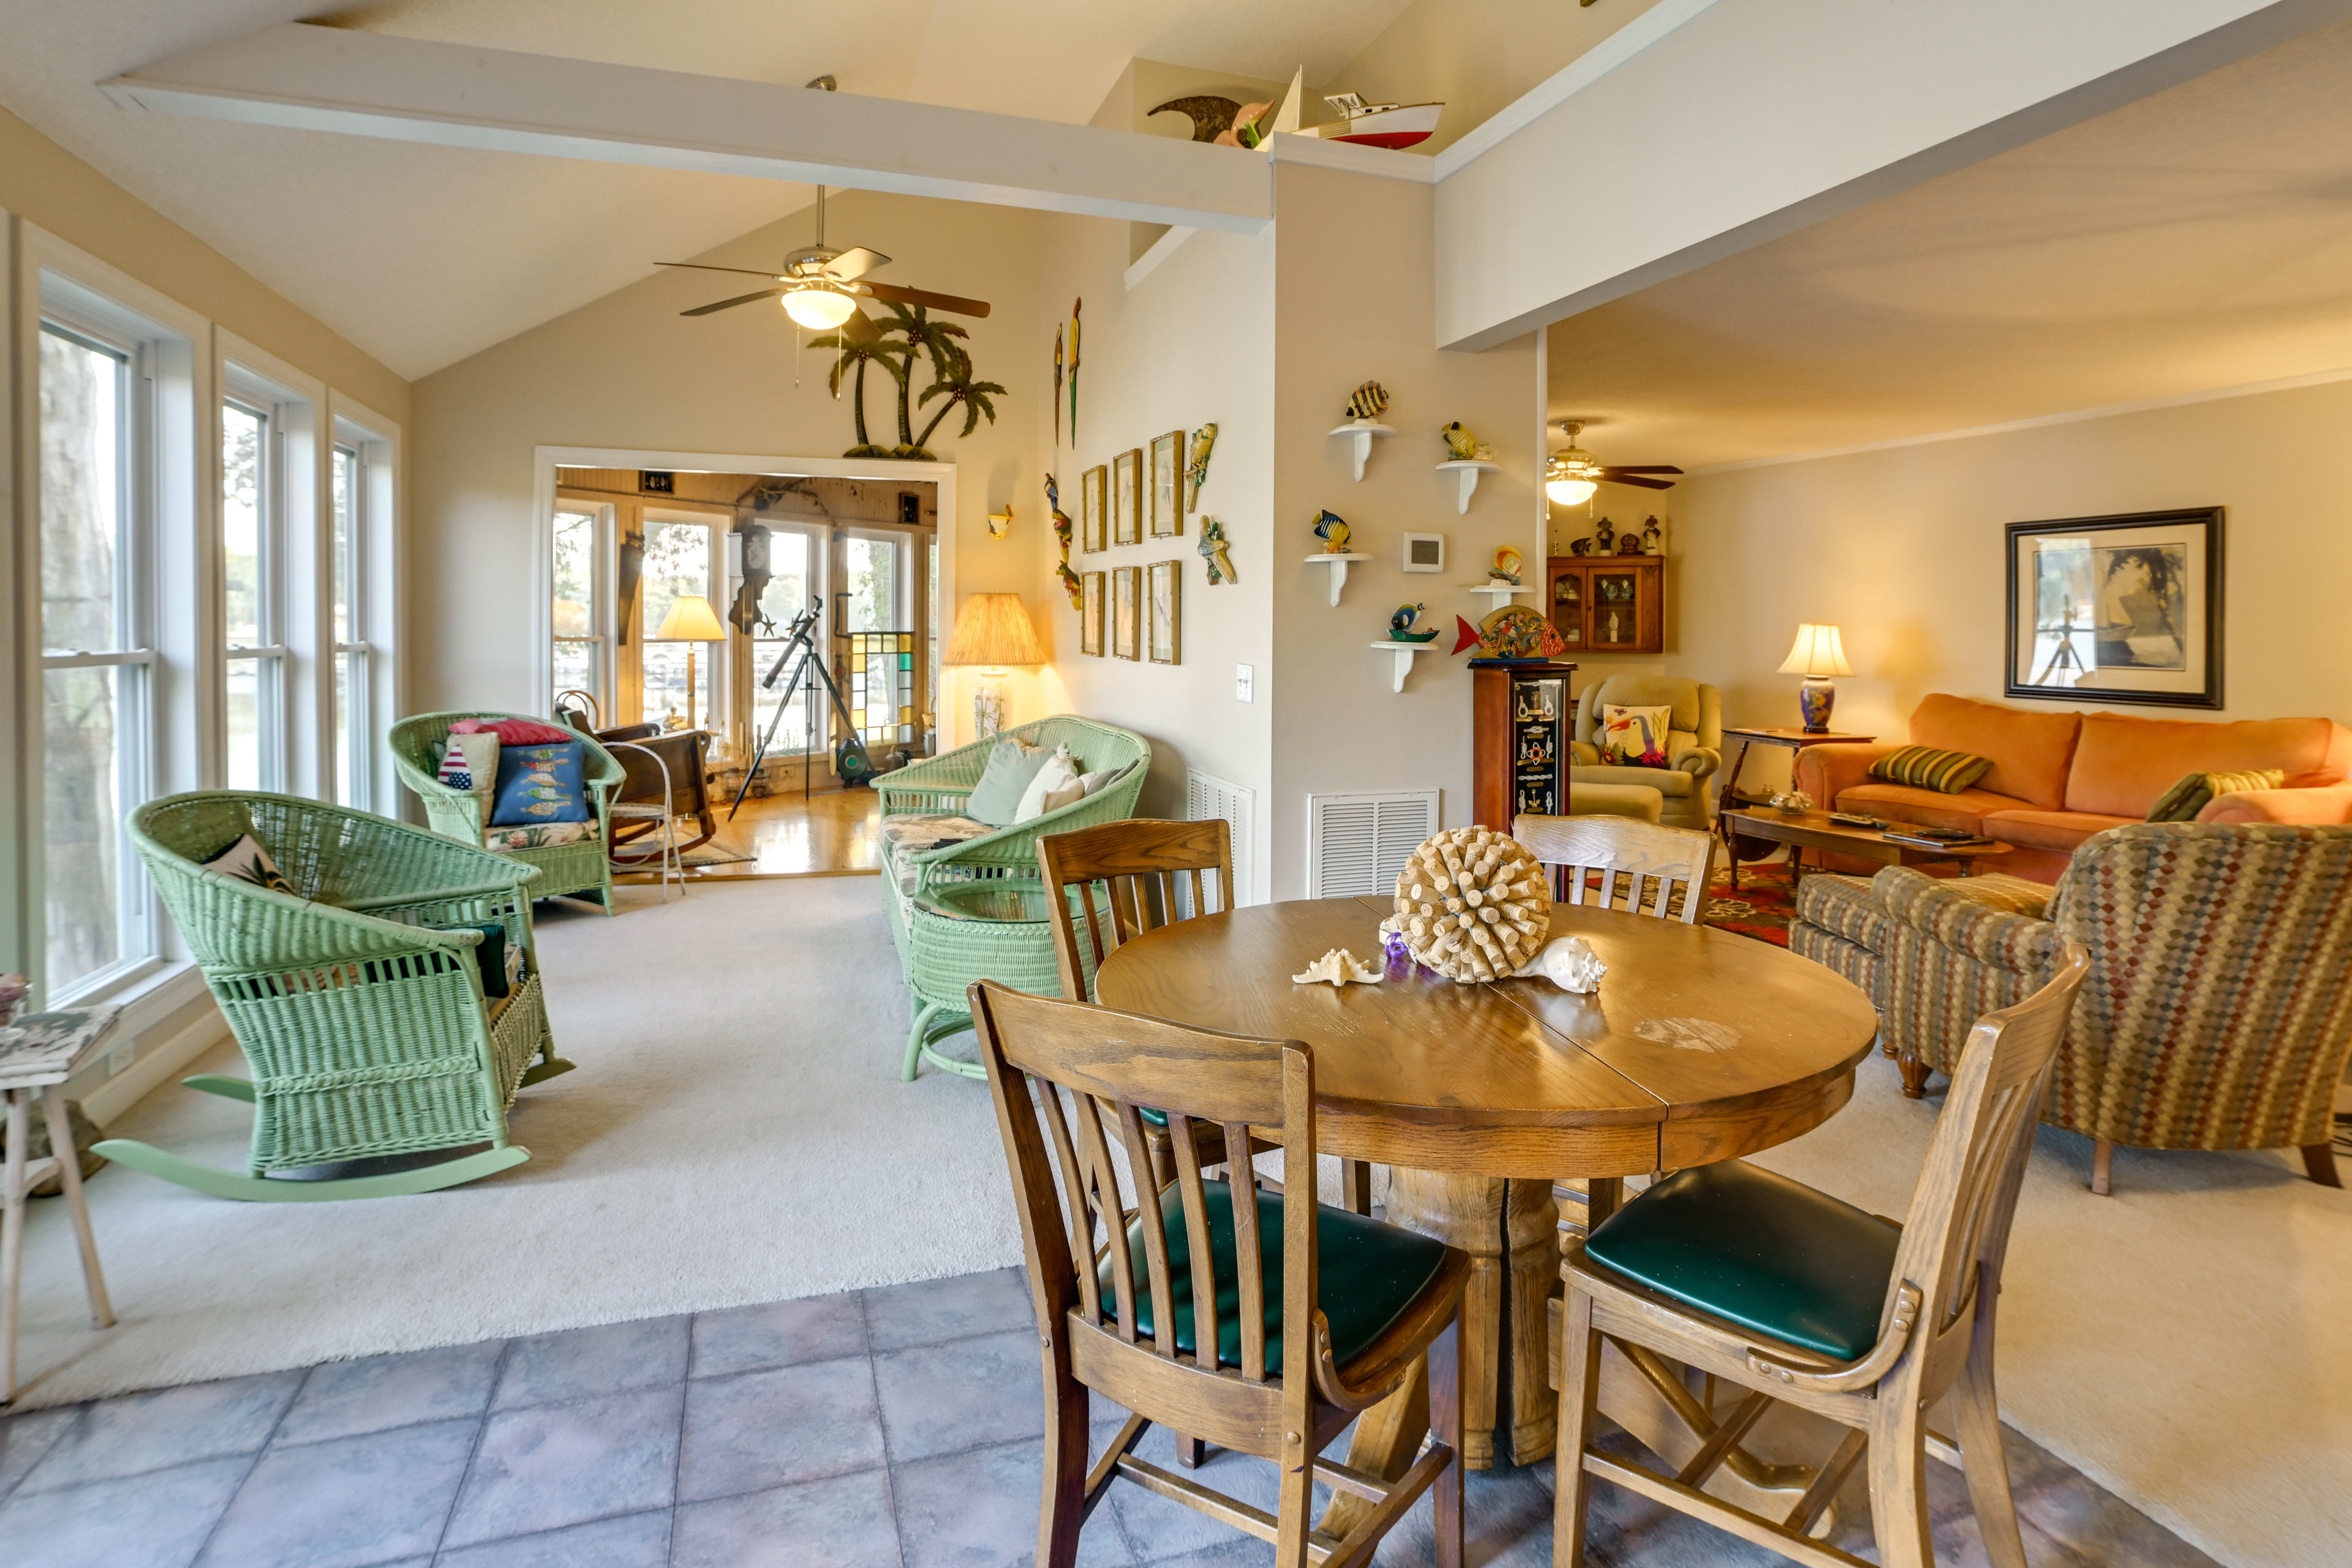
99 23 1272 233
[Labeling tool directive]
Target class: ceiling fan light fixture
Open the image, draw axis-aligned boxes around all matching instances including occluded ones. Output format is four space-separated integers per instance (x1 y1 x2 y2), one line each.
1545 473 1598 506
782 285 858 330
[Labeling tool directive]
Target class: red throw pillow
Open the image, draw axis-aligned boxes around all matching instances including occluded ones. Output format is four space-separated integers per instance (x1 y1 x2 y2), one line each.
452 717 575 745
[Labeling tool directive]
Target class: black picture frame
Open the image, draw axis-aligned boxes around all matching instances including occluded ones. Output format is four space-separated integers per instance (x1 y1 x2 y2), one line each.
2003 507 2223 709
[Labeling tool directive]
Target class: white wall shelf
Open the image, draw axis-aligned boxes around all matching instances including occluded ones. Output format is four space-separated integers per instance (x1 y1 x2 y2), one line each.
1434 458 1501 514
1462 581 1531 606
1329 421 1395 481
1304 552 1373 607
1370 640 1434 693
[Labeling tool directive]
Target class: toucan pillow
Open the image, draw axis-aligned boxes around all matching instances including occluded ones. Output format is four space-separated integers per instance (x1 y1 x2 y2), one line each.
200 834 293 894
489 741 590 827
1597 704 1673 769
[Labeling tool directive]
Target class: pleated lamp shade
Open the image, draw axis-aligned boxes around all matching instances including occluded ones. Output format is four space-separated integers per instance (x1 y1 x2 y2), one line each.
1776 624 1853 678
943 593 1044 668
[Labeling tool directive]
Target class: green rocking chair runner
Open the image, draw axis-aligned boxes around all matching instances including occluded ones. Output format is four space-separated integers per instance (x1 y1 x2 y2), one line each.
390 710 625 913
98 791 575 1201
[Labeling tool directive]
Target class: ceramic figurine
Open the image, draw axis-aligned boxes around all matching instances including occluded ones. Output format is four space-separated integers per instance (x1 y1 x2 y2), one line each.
1490 546 1523 586
1616 535 1645 555
1292 948 1384 987
1389 603 1438 643
1569 537 1593 556
1313 510 1352 554
1441 421 1478 461
987 505 1012 541
1197 517 1237 585
1452 603 1567 659
1390 827 1550 984
1642 514 1664 554
1213 100 1275 148
1186 422 1218 510
1046 474 1082 609
1343 380 1389 423
1052 326 1063 446
1594 516 1616 552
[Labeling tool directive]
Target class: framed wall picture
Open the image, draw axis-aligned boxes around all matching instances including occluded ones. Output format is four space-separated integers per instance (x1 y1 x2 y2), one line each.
1080 466 1107 554
1080 571 1105 655
1401 532 1446 574
1148 559 1182 664
1112 565 1141 660
1148 431 1183 538
1112 448 1143 546
2005 507 2223 709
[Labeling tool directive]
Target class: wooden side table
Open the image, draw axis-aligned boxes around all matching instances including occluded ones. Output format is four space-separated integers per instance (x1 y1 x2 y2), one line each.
1717 726 1877 890
2 1006 121 1403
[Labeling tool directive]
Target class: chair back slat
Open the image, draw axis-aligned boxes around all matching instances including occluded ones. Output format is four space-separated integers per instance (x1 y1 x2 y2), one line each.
1167 1111 1225 1373
1515 814 1716 925
1894 946 2090 1333
971 981 1307 1390
1224 1120 1269 1381
1040 819 1237 1001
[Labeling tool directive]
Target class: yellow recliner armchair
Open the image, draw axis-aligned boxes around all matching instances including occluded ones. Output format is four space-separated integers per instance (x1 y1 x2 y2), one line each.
1569 674 1723 831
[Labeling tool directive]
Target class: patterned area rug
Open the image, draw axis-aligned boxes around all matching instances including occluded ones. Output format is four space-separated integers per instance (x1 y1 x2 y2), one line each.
1700 859 1798 946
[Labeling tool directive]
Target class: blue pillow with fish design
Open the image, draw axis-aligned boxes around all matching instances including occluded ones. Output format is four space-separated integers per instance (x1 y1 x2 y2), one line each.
489 740 590 827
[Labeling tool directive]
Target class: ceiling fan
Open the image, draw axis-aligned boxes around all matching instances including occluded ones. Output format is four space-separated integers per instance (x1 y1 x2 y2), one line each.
658 183 991 344
1544 420 1683 503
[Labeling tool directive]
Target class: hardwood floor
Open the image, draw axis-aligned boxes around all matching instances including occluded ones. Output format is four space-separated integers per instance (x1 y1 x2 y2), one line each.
613 785 882 882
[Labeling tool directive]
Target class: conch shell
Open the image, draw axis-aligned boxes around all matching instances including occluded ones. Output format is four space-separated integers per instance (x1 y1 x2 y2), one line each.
1537 936 1608 994
1292 948 1384 987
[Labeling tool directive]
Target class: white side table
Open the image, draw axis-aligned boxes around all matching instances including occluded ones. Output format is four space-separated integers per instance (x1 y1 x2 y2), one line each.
2 1005 121 1403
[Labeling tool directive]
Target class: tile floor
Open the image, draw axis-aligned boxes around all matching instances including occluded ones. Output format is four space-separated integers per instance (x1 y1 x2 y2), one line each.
0 1265 2220 1567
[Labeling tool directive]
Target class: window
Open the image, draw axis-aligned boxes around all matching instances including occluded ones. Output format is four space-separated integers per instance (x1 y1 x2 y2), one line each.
750 522 826 755
221 397 287 791
842 532 902 633
38 323 155 996
330 440 369 807
639 514 719 729
551 507 607 713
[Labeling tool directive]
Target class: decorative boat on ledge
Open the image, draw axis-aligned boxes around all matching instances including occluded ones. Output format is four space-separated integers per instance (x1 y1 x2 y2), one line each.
1319 92 1443 150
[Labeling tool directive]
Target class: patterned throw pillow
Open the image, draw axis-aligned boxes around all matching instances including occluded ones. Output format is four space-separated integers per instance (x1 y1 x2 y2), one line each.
489 741 590 827
1597 704 1673 768
1868 745 1994 794
2146 767 2285 822
200 834 293 893
436 732 500 795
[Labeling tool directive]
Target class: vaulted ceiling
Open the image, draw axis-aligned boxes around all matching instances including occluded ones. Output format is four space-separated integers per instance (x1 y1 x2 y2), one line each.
0 0 1419 378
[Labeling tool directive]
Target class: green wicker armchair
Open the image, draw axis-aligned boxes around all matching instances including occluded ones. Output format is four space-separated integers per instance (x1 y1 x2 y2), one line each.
390 710 625 912
875 717 1151 974
96 791 574 1200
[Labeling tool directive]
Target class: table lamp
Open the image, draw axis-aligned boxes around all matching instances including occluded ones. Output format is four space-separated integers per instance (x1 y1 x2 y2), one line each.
1777 623 1853 733
654 593 727 731
943 592 1043 739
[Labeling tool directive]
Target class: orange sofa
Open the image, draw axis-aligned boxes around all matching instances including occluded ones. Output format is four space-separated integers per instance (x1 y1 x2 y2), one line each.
1793 693 2352 881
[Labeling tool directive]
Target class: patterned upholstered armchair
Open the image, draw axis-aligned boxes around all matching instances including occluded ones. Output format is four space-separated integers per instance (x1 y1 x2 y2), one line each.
1792 822 2352 1193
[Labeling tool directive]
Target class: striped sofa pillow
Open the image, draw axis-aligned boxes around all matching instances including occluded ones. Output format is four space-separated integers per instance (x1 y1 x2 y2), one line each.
1867 745 1994 794
2146 767 2285 823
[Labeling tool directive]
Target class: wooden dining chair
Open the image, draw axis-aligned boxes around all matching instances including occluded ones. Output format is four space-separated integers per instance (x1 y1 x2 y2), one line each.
1551 944 2090 1568
1515 814 1717 924
969 978 1471 1568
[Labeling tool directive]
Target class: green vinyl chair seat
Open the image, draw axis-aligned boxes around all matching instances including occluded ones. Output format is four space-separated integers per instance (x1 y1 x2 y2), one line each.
1581 1159 1900 1362
1099 1180 1449 1374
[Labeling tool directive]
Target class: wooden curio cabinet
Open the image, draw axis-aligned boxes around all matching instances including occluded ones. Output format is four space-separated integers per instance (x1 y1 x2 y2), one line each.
1545 556 1665 655
1471 660 1578 829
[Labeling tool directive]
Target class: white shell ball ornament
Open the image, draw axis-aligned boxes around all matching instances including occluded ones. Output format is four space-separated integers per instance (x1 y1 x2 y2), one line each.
1390 827 1551 983
1537 936 1608 994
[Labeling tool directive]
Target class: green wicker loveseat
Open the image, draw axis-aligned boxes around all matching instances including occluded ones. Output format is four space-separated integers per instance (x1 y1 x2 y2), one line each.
876 717 1151 974
390 710 625 912
94 791 574 1200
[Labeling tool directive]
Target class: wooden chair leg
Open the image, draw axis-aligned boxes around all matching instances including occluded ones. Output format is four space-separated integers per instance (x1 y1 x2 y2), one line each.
1 1088 28 1404
2090 1137 2115 1196
1430 1317 1463 1568
1037 1344 1091 1568
1896 1054 1931 1099
1173 1434 1205 1468
1273 1409 1317 1568
1866 1401 1934 1568
2301 1142 2341 1188
40 1088 113 1329
1950 1277 2027 1568
1340 1158 1371 1215
1551 1286 1599 1568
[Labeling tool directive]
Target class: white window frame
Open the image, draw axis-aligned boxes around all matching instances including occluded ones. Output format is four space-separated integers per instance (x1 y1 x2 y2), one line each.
549 499 615 717
328 398 401 818
638 503 731 736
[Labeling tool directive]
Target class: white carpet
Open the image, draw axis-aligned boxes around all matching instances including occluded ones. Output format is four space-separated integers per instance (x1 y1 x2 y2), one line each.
12 878 2350 1567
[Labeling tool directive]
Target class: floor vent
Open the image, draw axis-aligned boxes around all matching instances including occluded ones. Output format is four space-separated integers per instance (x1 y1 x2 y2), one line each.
1185 769 1256 908
1305 790 1439 900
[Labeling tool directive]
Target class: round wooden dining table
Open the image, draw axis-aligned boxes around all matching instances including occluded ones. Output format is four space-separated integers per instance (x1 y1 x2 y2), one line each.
1095 892 1878 1507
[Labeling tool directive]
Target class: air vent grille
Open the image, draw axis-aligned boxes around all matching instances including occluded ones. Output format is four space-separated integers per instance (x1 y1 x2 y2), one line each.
1305 790 1438 899
1185 769 1256 909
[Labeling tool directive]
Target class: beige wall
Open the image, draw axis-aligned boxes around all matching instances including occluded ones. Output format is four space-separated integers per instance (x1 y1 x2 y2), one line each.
408 189 1046 729
0 104 409 421
1656 375 2352 794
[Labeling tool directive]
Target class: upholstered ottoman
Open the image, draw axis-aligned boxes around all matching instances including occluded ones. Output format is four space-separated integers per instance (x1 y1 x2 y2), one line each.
1569 782 1665 823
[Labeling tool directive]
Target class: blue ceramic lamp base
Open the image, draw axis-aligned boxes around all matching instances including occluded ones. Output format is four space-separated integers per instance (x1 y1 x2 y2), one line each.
1798 677 1836 734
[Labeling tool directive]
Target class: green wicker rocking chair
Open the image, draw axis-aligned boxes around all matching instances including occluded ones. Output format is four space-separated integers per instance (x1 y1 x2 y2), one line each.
390 710 625 912
95 791 575 1201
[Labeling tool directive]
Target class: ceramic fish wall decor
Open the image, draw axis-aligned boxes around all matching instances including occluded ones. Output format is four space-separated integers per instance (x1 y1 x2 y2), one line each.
1344 380 1389 421
1312 510 1352 553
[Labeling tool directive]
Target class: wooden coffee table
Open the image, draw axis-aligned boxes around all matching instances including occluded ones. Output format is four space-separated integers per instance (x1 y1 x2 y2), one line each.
1721 807 2013 887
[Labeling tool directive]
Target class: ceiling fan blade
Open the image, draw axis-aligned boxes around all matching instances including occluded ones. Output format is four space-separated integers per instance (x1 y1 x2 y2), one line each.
682 288 785 317
658 261 785 279
859 280 992 318
1598 471 1677 489
826 246 891 282
840 305 881 346
1602 464 1684 474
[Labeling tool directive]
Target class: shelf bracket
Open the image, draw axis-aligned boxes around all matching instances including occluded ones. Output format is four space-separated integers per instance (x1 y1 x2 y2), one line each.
1370 641 1430 693
1304 552 1371 608
1329 421 1395 482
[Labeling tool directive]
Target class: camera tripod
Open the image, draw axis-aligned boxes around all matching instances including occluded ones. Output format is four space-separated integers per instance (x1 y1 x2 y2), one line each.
728 601 877 821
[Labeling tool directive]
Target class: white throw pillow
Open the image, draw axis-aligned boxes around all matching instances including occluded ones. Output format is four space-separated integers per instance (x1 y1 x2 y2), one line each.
1014 746 1082 822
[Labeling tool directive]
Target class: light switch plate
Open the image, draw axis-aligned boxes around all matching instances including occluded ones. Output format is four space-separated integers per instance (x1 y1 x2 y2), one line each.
1235 663 1254 703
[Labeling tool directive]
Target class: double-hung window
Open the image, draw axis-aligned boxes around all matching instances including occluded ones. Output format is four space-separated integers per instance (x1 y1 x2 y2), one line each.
221 396 288 791
37 323 157 997
551 506 609 712
330 439 369 808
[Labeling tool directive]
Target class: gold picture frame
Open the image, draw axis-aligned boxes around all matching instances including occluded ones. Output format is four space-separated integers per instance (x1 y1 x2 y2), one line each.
1148 431 1183 538
1112 565 1141 660
1148 559 1181 665
1112 448 1143 546
1080 571 1105 655
1080 465 1107 554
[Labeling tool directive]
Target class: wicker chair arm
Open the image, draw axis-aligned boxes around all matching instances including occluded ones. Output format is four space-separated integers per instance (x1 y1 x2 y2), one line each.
907 769 1149 872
